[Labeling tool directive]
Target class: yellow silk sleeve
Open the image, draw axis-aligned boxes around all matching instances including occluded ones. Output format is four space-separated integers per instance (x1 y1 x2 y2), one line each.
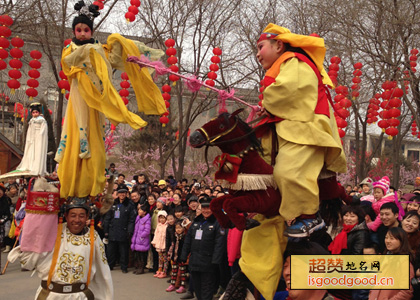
62 44 147 129
105 34 167 115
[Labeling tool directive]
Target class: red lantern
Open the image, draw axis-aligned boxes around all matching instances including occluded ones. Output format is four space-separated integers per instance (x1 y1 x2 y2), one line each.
119 89 129 97
58 80 70 94
131 0 141 7
0 36 9 48
30 50 42 60
121 97 129 105
162 84 171 93
166 39 179 85
0 15 13 26
128 5 139 15
166 48 176 56
26 88 38 99
211 56 221 64
28 69 40 78
165 39 175 47
7 79 20 92
125 12 135 22
8 69 21 79
167 56 178 65
27 78 39 88
205 79 215 87
213 47 222 56
160 115 169 127
29 60 41 69
162 92 171 101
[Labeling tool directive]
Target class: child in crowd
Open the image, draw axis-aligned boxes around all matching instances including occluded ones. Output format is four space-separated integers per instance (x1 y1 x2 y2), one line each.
165 214 176 277
151 210 168 278
407 195 420 213
174 205 185 220
367 176 398 232
131 204 151 274
166 220 188 293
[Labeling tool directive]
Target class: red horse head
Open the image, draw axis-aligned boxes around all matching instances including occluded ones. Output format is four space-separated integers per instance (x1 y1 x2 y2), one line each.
189 109 260 154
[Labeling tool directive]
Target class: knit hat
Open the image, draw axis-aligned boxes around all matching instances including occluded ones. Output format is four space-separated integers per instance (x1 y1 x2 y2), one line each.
372 176 390 195
157 197 166 205
157 210 168 218
359 177 373 189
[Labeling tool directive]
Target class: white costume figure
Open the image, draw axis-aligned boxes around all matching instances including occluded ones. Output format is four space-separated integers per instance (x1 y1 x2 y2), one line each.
8 223 113 300
16 103 48 176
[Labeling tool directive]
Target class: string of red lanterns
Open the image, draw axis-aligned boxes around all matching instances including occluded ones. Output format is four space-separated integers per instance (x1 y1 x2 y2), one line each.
351 62 362 99
366 93 381 125
159 84 171 127
26 50 42 101
119 72 130 105
0 15 12 71
333 85 350 139
125 0 141 23
7 36 24 94
328 56 341 87
384 84 403 139
165 38 179 85
206 47 222 87
409 49 418 73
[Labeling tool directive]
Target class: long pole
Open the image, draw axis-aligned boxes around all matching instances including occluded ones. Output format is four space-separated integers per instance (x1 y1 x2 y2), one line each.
1 229 22 275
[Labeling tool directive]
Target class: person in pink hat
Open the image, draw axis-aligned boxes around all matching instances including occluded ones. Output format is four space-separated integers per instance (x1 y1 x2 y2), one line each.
367 176 399 232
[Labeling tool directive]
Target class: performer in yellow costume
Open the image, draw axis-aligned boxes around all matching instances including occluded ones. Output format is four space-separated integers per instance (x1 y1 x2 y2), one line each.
235 24 347 300
55 1 166 199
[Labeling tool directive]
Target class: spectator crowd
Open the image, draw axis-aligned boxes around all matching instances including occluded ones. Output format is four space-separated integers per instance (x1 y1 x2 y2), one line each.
2 166 420 300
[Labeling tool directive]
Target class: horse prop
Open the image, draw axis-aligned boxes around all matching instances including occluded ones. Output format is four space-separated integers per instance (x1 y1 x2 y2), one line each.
189 109 353 232
189 109 281 230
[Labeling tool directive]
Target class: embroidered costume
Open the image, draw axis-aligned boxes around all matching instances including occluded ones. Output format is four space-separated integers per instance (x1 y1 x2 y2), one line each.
8 223 113 300
16 104 48 176
55 34 166 199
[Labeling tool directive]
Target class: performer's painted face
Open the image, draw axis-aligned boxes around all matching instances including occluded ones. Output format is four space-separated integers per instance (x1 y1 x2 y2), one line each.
73 23 92 41
31 110 40 118
256 39 284 70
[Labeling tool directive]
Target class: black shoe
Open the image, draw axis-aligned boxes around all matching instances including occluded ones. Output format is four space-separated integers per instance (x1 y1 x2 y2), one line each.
180 291 194 299
122 269 128 274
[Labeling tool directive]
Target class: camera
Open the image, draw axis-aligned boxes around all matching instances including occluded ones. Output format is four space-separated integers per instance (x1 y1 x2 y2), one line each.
411 277 420 289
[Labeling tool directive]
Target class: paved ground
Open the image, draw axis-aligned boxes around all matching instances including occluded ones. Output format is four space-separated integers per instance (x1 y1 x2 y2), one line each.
0 251 195 300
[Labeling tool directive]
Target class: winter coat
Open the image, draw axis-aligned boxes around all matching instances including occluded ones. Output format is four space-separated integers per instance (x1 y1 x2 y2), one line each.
103 197 136 242
152 222 167 251
180 214 224 272
165 224 175 253
340 221 370 255
131 214 151 252
368 263 414 300
168 232 185 262
368 193 396 232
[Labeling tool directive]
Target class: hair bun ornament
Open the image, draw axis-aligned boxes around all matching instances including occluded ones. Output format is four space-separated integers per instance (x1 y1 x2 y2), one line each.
89 4 100 18
74 0 100 20
74 0 85 11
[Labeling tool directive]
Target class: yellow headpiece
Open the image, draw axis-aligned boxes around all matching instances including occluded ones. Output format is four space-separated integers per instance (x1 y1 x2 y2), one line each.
259 23 333 87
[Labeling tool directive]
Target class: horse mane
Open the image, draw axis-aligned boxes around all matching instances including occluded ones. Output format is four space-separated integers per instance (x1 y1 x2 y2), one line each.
234 114 263 154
